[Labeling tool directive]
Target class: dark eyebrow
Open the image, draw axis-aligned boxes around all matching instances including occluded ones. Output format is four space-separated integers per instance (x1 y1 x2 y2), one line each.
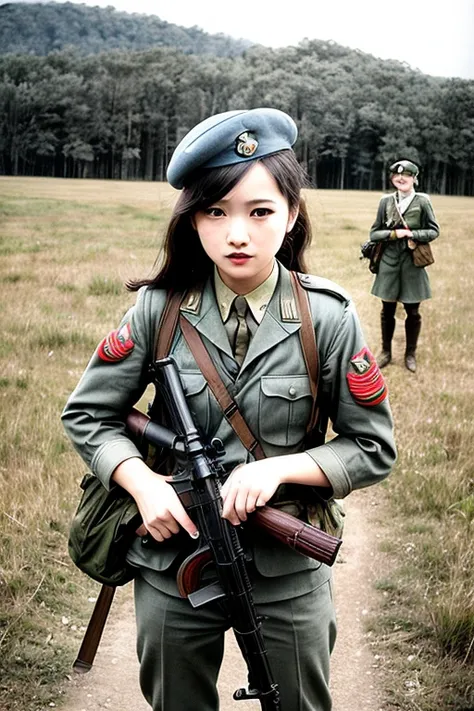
218 198 278 205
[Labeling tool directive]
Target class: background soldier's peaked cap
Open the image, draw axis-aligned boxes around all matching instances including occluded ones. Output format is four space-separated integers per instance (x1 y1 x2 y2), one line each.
166 108 298 189
389 159 419 176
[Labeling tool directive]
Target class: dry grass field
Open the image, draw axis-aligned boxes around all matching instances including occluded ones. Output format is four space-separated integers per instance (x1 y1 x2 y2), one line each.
0 176 473 710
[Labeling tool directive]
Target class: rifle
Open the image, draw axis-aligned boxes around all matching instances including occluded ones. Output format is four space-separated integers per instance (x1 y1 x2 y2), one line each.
74 358 342 701
149 356 282 707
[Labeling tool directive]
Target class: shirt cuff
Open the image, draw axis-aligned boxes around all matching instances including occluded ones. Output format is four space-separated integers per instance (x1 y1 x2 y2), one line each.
91 438 144 490
306 444 353 499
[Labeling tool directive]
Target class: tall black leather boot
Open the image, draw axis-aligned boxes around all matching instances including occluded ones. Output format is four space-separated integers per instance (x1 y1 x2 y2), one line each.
405 312 421 372
377 309 396 368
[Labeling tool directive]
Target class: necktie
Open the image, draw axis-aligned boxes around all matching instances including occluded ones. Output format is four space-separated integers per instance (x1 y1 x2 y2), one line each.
228 295 250 365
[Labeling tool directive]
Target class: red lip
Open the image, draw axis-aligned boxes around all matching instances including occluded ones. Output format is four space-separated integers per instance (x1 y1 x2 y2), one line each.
227 253 252 264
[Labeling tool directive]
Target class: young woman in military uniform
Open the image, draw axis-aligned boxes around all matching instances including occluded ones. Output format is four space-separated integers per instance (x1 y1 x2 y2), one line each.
62 108 396 711
369 160 440 372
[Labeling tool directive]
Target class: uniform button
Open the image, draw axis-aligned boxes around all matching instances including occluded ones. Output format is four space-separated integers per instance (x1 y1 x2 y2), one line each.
288 386 297 397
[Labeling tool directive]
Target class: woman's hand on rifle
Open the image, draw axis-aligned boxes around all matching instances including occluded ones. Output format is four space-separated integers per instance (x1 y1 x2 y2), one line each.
221 460 282 525
221 453 332 526
112 457 199 542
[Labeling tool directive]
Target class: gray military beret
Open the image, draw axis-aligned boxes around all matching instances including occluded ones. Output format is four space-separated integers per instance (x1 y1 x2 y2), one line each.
167 108 298 189
389 159 419 176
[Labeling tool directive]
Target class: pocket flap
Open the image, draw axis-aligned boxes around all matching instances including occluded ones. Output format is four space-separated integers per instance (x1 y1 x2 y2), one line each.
180 371 208 396
260 375 312 401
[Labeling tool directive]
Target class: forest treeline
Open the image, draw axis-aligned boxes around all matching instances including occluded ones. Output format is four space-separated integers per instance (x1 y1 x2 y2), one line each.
0 4 473 194
0 2 252 57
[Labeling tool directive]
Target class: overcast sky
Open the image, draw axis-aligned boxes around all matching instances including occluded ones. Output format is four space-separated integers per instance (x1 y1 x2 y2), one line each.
7 0 474 79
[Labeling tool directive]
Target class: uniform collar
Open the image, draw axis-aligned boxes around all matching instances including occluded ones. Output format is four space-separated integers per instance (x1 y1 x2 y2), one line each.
214 262 279 324
179 264 302 372
397 189 415 200
396 190 416 213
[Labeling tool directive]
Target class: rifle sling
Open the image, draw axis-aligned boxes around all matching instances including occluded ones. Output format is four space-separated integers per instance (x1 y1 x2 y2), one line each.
289 271 319 432
155 272 319 460
155 290 184 360
180 316 266 460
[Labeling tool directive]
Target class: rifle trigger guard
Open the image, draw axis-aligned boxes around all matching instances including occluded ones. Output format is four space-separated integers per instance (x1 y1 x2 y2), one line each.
233 686 260 700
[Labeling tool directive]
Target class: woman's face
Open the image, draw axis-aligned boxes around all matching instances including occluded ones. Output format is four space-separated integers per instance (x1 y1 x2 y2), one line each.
391 171 416 194
193 162 298 294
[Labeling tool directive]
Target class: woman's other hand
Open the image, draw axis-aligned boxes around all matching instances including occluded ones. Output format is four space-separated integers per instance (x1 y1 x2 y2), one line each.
221 453 331 525
220 460 283 525
395 228 413 238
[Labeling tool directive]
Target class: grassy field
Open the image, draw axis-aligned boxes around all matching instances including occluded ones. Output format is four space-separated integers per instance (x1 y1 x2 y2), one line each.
0 176 473 710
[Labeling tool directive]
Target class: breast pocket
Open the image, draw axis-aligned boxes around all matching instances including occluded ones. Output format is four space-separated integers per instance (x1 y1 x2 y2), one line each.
179 371 210 434
404 206 422 229
259 375 313 447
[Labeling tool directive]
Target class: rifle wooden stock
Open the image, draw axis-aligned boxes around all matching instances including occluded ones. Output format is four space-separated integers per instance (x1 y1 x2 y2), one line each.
251 506 341 567
73 584 116 673
127 407 185 454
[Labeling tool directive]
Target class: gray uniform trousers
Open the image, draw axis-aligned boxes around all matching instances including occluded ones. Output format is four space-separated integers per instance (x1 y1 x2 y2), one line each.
134 573 336 711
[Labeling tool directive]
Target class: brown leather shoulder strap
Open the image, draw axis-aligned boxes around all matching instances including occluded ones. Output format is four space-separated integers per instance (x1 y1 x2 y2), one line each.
155 291 183 360
290 271 319 432
154 276 320 457
179 316 266 460
152 289 265 458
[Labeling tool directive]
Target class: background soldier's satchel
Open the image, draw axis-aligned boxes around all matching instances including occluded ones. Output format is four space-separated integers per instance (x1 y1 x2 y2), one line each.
393 195 435 268
411 241 435 267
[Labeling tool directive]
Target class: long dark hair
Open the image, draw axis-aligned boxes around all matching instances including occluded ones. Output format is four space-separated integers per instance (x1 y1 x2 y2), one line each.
128 150 312 292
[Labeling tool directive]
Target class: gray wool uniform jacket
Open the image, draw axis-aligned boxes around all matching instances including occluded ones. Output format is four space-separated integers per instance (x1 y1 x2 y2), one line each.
370 192 440 303
62 263 396 602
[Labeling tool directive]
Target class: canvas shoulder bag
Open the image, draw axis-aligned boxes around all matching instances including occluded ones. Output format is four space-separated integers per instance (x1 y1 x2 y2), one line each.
67 292 183 586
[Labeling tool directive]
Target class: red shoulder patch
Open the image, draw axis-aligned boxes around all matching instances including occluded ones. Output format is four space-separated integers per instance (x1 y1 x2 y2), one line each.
97 323 134 362
346 346 387 407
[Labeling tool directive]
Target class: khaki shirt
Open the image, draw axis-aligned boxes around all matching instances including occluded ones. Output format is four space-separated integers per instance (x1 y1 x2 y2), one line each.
214 261 278 324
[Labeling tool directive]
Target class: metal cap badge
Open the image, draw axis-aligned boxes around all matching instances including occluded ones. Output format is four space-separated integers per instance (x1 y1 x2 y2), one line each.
235 131 258 157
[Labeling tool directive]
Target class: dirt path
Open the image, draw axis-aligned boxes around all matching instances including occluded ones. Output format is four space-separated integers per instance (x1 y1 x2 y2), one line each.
62 489 387 711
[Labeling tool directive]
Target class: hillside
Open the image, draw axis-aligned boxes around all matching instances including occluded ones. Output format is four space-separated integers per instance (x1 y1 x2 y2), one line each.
0 2 473 194
0 1 254 57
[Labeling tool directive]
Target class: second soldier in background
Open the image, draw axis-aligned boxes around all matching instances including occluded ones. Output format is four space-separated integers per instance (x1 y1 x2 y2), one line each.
369 159 440 372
